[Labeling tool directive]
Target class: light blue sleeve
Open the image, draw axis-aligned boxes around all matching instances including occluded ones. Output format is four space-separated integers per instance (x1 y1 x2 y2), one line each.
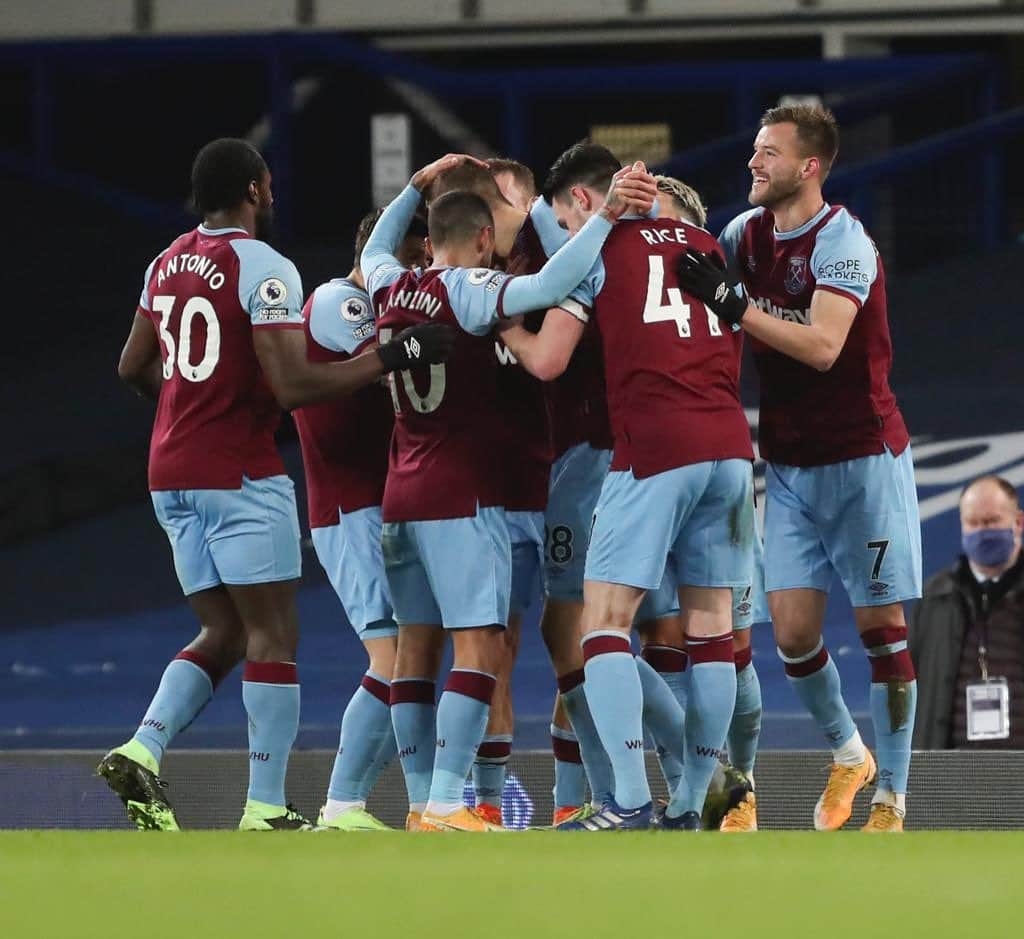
717 207 762 270
137 251 165 312
529 198 569 259
308 281 376 354
231 239 304 326
501 212 614 317
811 210 879 308
566 256 606 311
361 184 421 296
438 267 508 336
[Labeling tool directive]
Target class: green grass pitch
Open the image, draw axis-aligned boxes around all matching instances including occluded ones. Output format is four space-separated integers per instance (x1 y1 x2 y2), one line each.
1 831 1020 938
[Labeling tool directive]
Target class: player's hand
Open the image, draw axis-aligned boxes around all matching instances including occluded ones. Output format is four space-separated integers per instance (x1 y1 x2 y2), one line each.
411 154 489 192
601 161 657 221
676 248 749 325
376 323 457 372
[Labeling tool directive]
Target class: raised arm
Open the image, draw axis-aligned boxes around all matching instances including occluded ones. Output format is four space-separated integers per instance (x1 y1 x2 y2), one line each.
500 165 656 317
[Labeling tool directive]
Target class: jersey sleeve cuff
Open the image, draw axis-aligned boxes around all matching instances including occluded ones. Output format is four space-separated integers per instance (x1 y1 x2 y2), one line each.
556 298 590 324
251 320 306 329
816 284 864 310
495 275 517 319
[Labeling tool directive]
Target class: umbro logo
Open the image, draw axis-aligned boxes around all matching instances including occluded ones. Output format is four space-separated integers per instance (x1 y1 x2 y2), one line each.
715 282 729 303
404 337 422 360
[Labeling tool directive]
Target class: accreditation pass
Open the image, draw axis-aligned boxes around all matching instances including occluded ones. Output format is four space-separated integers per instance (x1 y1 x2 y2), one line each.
966 678 1010 741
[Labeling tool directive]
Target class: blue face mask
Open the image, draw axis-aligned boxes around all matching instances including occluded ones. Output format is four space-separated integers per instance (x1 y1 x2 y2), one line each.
962 528 1016 568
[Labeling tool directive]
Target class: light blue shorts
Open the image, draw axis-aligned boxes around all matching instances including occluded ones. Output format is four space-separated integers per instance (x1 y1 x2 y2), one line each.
764 446 922 607
544 443 612 602
632 521 768 629
732 516 769 630
507 510 544 617
151 474 301 597
381 506 511 630
311 506 397 641
585 459 755 592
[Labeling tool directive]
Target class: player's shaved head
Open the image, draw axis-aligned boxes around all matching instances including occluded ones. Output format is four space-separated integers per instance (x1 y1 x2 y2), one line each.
429 159 509 208
427 190 494 248
543 140 620 204
191 138 269 214
760 105 840 179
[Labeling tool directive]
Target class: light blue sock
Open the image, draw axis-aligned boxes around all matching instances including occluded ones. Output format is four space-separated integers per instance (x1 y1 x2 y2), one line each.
327 672 392 803
390 678 436 809
550 724 586 809
869 682 917 793
728 661 762 776
862 627 917 794
358 731 398 802
559 676 615 806
132 656 214 767
668 636 736 817
428 670 495 808
472 734 512 805
635 655 687 791
242 662 300 807
582 632 650 810
781 641 858 751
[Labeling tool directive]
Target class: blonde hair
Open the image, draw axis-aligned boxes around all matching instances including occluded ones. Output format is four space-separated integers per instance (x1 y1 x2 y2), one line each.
654 175 707 228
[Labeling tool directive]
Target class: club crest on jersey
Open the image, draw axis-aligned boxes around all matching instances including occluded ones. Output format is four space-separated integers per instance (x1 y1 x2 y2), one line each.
784 257 808 295
258 277 288 306
341 297 370 322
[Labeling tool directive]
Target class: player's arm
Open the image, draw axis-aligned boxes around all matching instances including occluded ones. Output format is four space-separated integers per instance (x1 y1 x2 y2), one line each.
499 166 655 317
677 251 860 373
739 290 857 372
117 310 162 400
361 154 484 283
254 329 388 409
235 243 452 409
497 307 586 381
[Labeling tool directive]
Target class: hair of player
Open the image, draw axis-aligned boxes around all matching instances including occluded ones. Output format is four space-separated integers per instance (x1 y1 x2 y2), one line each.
542 140 621 204
190 138 268 215
654 175 708 228
960 475 1021 508
427 190 495 247
353 209 427 268
760 105 840 180
354 208 385 261
428 159 509 208
485 158 537 198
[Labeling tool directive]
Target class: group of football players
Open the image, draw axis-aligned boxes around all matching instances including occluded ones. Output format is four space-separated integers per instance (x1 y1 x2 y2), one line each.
100 102 922 834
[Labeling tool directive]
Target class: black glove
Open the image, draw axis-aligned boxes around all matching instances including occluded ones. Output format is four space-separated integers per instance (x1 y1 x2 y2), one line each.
376 323 456 373
676 249 748 326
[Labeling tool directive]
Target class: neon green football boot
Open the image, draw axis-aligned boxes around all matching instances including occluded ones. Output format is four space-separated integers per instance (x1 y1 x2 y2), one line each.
238 800 314 831
96 740 181 831
316 805 392 831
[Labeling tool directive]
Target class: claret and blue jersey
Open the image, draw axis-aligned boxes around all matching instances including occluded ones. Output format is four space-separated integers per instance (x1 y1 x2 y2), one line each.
138 225 305 596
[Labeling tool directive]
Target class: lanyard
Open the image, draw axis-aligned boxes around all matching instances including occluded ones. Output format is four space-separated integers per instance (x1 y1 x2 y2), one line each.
976 588 991 682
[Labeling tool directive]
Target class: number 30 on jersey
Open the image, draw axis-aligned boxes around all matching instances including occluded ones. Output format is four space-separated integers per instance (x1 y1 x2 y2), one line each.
151 295 221 382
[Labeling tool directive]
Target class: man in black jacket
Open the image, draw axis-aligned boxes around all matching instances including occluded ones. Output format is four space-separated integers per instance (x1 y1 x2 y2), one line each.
909 476 1024 748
